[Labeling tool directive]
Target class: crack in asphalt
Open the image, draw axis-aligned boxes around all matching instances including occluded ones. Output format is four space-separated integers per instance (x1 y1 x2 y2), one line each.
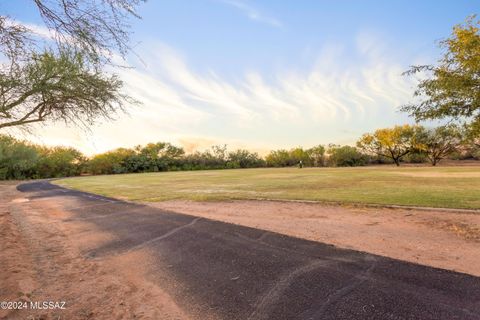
126 216 202 252
109 217 202 255
234 231 347 264
89 216 203 259
305 256 378 320
247 254 379 320
248 260 332 320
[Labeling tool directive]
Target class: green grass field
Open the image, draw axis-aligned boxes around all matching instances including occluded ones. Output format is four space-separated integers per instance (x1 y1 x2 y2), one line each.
54 166 480 209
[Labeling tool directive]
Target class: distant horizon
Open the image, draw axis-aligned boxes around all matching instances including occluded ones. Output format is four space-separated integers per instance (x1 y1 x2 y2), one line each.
2 0 477 155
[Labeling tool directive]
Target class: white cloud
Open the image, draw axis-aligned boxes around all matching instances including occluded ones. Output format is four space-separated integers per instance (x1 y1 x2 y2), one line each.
7 33 420 155
148 42 414 127
218 0 283 28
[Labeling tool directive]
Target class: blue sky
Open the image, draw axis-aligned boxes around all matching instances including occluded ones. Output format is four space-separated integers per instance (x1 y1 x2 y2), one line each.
2 0 479 154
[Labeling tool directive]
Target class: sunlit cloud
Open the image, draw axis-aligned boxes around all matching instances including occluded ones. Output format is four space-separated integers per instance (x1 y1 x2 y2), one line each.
127 40 414 126
8 32 420 155
217 0 283 28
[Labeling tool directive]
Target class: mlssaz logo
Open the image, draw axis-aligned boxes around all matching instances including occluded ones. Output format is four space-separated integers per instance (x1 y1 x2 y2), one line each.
30 301 66 310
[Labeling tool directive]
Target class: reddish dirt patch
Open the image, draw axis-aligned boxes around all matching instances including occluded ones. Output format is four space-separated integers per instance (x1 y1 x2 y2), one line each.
150 200 480 277
0 183 188 320
0 183 38 320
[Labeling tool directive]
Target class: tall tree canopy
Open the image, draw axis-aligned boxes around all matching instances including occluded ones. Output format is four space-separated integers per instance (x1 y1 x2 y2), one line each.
0 0 144 130
401 17 480 137
415 125 461 166
0 50 128 129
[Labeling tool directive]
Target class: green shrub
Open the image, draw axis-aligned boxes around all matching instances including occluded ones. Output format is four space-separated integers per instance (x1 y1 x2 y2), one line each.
327 145 368 167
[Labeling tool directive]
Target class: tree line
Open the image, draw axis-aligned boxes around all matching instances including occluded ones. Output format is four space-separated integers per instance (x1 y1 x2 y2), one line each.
1 123 478 179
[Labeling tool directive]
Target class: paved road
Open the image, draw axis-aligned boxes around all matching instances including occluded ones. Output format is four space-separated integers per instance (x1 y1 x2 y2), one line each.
17 181 480 320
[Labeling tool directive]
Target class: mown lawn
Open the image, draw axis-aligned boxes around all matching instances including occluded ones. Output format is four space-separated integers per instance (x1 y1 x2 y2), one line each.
54 166 480 209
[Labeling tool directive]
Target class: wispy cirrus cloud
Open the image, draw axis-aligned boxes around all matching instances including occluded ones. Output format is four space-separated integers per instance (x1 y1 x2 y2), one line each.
10 32 420 155
217 0 283 28
121 39 414 126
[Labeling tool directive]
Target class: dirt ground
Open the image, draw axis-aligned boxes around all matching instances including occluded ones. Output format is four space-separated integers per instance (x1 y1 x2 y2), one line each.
0 183 188 320
151 200 480 277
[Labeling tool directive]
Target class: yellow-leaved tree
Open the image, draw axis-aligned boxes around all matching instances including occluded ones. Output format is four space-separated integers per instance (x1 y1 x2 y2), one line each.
356 125 421 166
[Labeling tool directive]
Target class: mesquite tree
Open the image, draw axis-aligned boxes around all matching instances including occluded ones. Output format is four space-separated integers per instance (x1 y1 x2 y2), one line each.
0 50 129 129
0 0 144 130
415 125 462 166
